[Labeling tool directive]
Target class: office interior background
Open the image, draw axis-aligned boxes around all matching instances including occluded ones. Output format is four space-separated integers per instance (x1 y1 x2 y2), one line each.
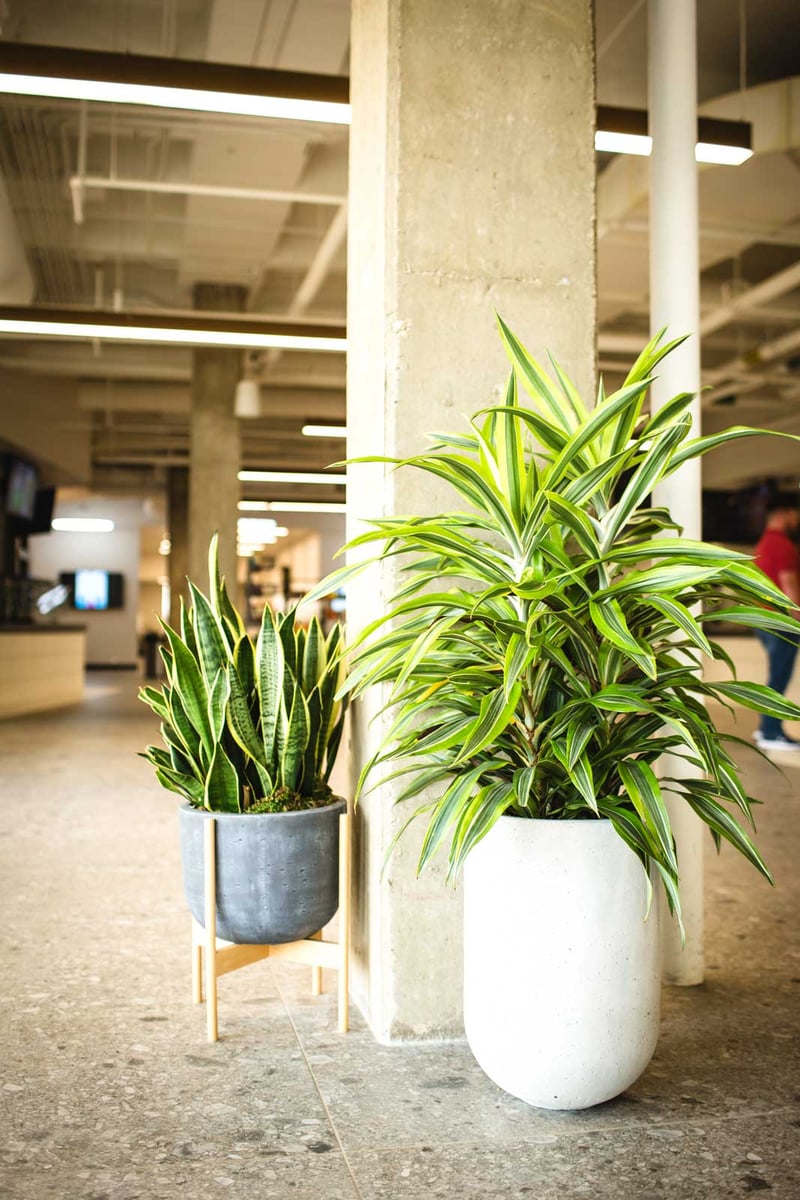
0 2 799 1198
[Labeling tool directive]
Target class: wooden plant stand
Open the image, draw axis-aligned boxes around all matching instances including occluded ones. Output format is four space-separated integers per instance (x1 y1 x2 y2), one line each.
191 811 352 1043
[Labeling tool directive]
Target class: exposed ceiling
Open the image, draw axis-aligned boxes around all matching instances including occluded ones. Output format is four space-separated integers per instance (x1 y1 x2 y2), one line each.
0 0 798 503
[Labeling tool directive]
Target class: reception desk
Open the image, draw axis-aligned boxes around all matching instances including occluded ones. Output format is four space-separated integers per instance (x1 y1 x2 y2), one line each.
0 625 86 719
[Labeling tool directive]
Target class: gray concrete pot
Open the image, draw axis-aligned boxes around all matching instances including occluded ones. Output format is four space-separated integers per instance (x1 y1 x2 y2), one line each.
179 798 346 945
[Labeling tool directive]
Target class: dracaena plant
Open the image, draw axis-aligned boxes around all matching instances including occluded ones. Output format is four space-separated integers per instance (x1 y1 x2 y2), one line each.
311 318 800 924
139 535 347 813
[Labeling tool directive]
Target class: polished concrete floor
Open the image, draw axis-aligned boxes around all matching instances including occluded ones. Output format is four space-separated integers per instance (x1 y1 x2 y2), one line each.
1 660 799 1200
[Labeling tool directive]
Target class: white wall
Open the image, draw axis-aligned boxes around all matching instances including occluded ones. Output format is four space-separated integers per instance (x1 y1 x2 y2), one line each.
29 496 144 666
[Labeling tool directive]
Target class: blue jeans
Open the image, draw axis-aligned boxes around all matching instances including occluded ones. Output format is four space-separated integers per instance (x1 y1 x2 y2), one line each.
756 630 799 739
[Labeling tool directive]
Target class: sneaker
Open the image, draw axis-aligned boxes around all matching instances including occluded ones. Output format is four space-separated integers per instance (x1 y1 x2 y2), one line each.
754 733 800 752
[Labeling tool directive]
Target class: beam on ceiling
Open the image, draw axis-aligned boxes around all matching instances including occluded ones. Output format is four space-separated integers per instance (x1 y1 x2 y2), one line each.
0 41 349 105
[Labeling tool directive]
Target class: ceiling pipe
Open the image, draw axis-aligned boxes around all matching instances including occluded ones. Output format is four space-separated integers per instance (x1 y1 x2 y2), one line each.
702 323 800 401
700 261 800 337
0 174 34 303
68 174 347 222
261 203 348 373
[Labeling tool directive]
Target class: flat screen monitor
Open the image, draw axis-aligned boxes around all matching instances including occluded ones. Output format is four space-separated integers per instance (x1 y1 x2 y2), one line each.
59 571 125 611
5 458 38 520
74 569 109 611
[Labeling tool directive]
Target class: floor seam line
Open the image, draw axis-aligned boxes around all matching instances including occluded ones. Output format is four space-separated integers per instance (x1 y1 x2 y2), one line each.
274 975 365 1200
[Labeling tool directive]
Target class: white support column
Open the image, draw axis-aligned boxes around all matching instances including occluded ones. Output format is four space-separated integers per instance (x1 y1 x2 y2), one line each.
648 0 704 985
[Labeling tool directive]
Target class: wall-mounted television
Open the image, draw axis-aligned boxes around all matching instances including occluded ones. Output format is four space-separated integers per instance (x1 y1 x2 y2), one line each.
4 457 38 520
59 570 125 611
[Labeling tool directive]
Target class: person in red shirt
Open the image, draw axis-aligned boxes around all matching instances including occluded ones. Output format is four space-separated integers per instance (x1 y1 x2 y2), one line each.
754 495 800 751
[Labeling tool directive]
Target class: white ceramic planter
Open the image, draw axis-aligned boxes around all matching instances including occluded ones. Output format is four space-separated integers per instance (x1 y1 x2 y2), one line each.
463 816 660 1110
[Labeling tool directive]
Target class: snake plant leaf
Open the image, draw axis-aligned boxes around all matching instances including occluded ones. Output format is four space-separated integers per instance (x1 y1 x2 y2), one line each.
168 740 195 777
280 685 310 792
278 609 299 679
155 766 204 804
249 758 275 802
188 581 230 684
324 705 347 784
303 686 323 790
159 644 173 685
208 532 245 644
204 740 240 813
226 664 265 765
141 745 172 770
303 618 326 694
207 668 230 746
178 596 199 663
256 604 284 760
233 634 256 696
160 621 213 759
138 686 170 723
168 690 204 769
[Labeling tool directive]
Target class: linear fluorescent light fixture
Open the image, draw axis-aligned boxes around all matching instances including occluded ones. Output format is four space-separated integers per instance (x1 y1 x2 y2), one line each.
238 470 347 486
595 105 752 165
302 424 348 438
52 517 114 532
0 42 350 124
0 306 346 352
239 500 347 514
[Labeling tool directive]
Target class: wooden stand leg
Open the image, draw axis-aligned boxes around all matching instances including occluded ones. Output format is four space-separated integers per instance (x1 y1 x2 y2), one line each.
310 930 323 995
338 811 351 1034
192 919 204 1003
204 817 219 1044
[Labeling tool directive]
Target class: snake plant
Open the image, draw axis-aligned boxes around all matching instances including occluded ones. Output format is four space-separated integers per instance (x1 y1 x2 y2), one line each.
309 317 800 923
140 535 347 813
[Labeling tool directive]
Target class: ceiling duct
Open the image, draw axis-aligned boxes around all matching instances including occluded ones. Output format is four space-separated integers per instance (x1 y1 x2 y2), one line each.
0 174 34 303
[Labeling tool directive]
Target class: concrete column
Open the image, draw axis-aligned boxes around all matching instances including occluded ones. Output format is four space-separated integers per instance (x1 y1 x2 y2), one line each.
189 284 244 592
648 0 704 985
347 0 596 1040
167 466 189 628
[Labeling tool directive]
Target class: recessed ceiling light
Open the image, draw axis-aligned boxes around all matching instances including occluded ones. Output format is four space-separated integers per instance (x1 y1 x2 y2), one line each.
0 317 346 353
238 470 347 485
239 500 347 514
694 142 753 166
302 424 348 438
269 501 347 514
52 517 114 532
0 73 352 124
